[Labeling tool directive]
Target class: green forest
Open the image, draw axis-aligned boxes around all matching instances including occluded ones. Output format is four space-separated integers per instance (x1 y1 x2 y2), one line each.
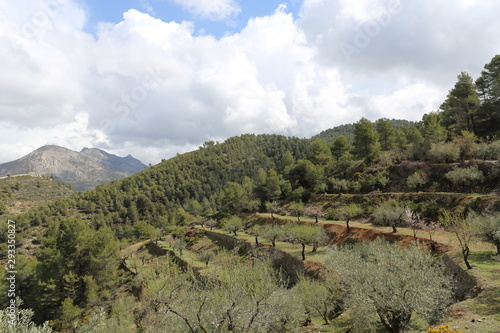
1 55 500 333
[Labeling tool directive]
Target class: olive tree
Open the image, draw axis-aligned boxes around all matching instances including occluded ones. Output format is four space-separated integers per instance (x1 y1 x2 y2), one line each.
336 203 364 232
471 212 500 255
372 200 406 233
295 273 345 325
264 200 280 218
260 224 286 247
444 165 484 192
288 224 328 260
439 211 477 269
198 249 216 267
288 202 305 222
326 240 452 333
222 215 244 236
140 258 304 332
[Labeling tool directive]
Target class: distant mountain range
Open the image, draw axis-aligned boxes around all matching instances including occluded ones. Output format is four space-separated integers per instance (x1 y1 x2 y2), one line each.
0 145 147 191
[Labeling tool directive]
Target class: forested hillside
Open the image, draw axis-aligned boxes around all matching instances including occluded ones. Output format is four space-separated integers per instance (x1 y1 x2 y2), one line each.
313 119 415 144
1 55 500 333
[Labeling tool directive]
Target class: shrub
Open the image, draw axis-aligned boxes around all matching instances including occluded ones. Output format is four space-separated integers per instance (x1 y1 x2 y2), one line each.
328 178 349 193
134 221 157 240
357 171 388 192
406 170 428 190
472 212 500 255
377 151 395 166
427 325 464 333
454 130 478 160
444 165 484 191
348 180 361 193
428 142 460 163
475 140 500 160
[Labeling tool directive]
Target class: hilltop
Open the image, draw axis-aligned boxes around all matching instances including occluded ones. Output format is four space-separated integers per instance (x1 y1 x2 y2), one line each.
0 145 147 191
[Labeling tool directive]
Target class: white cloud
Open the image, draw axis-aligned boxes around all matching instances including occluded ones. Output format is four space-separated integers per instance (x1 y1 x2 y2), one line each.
0 113 107 163
169 0 241 21
298 0 500 82
1 0 500 165
369 82 444 121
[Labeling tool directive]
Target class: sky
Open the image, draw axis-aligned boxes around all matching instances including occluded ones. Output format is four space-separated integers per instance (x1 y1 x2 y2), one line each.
1 0 499 165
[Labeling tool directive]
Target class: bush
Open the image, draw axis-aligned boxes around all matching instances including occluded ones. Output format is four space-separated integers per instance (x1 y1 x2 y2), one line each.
406 170 428 190
444 165 484 191
476 140 500 160
454 130 478 160
472 212 500 255
357 171 388 192
328 178 349 193
134 221 157 240
428 142 460 163
377 151 395 166
427 325 464 333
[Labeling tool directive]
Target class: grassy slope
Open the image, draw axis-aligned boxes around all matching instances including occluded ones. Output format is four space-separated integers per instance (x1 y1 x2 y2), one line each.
0 175 74 216
0 175 75 260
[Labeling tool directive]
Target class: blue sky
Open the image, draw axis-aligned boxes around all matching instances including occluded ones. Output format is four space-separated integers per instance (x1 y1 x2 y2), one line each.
1 0 500 165
83 0 302 38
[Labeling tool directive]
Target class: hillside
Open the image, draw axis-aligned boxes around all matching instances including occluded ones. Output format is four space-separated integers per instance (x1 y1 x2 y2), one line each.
2 128 500 332
0 145 147 191
0 174 74 216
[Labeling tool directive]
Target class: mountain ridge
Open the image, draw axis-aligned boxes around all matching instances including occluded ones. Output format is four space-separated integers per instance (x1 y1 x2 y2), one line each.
0 145 147 191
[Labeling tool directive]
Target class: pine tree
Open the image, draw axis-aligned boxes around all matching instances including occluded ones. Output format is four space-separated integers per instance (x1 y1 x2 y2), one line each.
353 117 380 163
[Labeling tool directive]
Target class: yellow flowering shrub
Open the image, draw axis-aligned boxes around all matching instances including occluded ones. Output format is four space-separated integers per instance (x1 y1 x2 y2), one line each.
427 325 464 333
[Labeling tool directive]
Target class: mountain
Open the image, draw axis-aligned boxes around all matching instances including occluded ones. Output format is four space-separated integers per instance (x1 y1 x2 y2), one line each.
0 145 147 191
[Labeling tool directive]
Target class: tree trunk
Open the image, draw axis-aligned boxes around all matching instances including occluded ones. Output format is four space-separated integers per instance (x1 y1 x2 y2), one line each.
378 310 411 333
496 242 500 256
463 246 473 269
312 242 317 252
301 243 306 261
392 225 398 233
470 113 477 135
271 239 276 247
315 216 318 223
322 307 329 325
346 219 350 232
255 236 259 246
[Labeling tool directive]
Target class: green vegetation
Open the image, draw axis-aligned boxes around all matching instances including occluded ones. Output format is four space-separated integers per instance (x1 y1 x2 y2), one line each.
2 55 500 332
326 240 452 333
371 199 406 233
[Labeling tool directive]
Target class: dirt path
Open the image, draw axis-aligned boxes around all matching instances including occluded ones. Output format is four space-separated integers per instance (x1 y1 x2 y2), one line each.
120 240 150 257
